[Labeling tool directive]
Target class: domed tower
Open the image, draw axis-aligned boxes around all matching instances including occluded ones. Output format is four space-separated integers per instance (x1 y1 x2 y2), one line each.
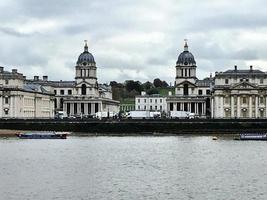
75 40 97 85
75 41 98 96
175 40 197 85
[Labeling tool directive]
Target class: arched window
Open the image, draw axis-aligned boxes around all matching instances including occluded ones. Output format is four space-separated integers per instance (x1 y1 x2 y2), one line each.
183 84 188 95
81 84 86 95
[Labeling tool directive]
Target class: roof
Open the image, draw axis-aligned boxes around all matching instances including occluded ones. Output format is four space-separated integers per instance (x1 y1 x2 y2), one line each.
195 78 213 87
23 84 51 94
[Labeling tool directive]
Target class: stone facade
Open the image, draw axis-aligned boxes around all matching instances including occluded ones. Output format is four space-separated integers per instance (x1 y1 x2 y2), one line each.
135 92 167 112
28 41 120 117
166 41 212 117
0 67 54 118
212 65 267 118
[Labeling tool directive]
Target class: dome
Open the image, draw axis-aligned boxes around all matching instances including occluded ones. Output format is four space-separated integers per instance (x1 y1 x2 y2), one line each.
76 41 95 65
176 41 196 66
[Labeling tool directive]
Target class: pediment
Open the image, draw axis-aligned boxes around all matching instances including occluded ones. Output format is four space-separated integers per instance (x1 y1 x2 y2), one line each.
176 80 196 87
231 82 258 90
75 80 93 87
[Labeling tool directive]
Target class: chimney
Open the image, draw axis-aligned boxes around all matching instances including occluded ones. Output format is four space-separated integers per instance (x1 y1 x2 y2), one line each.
250 65 253 71
43 76 48 81
0 67 3 73
34 76 39 81
234 65 237 71
12 69 17 73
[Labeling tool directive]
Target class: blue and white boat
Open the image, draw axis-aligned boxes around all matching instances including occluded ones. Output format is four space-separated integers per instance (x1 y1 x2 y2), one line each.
236 133 267 140
16 131 68 139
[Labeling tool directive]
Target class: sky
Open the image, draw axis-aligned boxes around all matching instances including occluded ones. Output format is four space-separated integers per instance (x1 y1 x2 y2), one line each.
0 0 267 85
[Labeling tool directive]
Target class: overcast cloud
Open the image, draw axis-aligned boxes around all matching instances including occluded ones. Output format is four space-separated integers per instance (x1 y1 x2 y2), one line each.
0 0 267 84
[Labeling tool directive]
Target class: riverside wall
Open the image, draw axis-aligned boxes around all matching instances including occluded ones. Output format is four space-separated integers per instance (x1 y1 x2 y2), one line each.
1 119 267 135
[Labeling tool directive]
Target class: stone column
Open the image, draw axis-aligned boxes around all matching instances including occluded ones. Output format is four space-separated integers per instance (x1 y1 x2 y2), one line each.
189 102 191 113
91 103 95 114
249 96 252 118
211 97 214 118
173 103 177 111
231 96 234 118
196 103 198 115
70 103 74 115
255 96 258 118
265 96 267 118
220 96 224 118
85 103 88 115
237 96 240 118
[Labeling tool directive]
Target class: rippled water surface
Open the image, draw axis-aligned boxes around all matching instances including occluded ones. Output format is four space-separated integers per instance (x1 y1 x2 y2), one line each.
1 136 267 200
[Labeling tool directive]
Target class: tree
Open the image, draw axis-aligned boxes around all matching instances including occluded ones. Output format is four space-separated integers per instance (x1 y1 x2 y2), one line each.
125 80 143 93
147 88 159 95
162 81 169 88
153 78 163 88
142 81 154 90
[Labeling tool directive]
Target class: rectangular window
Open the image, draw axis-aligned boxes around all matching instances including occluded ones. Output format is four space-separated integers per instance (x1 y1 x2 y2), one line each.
138 105 140 110
243 97 246 104
138 99 140 103
260 79 264 84
206 90 210 95
5 97 8 104
150 99 152 103
54 90 57 95
150 106 152 110
60 90 64 95
225 79 229 84
5 80 8 85
155 106 157 110
155 99 157 103
68 90 72 95
160 99 162 103
144 99 146 103
198 90 203 95
260 97 264 104
144 106 146 110
160 106 162 110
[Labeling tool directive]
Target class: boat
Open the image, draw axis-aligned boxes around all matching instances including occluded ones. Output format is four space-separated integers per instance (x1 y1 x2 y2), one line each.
16 131 69 139
235 133 267 141
212 136 218 140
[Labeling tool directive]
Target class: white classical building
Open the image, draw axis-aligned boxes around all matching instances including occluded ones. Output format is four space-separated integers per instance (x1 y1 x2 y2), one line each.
166 41 213 117
0 67 54 118
212 65 267 118
135 92 167 112
29 41 119 116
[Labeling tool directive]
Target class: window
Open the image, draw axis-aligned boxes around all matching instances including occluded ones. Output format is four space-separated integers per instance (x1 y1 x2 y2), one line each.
198 90 203 95
150 99 152 103
138 106 140 110
4 110 8 115
54 98 57 109
160 106 162 110
60 98 63 109
54 90 57 95
150 106 152 110
68 90 72 95
160 99 162 103
5 97 8 104
155 99 157 103
240 79 243 82
170 103 173 111
260 97 264 104
155 106 157 110
225 79 229 84
144 106 146 110
138 99 140 103
260 79 264 84
183 84 189 95
81 84 86 95
243 97 247 104
5 80 8 85
144 99 146 103
60 90 64 95
206 90 210 95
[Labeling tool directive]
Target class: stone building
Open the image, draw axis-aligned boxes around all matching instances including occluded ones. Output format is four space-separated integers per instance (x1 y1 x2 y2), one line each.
166 41 213 117
212 65 267 118
29 41 119 117
0 67 54 118
135 92 167 112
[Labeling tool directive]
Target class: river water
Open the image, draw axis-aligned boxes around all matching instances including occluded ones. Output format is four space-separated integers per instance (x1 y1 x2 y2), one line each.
0 136 267 200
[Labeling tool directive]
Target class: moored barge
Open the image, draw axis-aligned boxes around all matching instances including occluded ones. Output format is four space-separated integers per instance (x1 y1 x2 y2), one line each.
16 131 69 139
235 133 267 141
